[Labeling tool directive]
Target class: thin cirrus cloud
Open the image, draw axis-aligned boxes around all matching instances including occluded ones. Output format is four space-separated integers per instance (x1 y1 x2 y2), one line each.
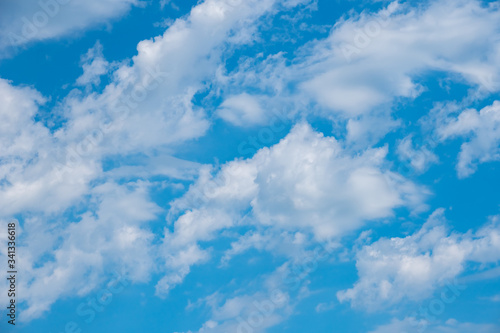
369 318 500 333
0 0 141 56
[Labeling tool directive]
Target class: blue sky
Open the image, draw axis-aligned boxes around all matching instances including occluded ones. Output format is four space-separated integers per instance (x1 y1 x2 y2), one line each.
0 0 499 332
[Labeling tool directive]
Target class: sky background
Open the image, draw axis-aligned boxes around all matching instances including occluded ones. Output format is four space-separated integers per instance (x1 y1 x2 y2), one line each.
0 0 499 332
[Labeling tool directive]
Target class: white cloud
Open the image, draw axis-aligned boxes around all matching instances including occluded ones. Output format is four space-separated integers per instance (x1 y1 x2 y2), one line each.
300 0 500 116
338 210 500 310
0 0 306 217
0 78 99 216
217 0 500 145
315 301 335 313
157 122 427 295
220 230 311 266
171 123 427 240
397 135 439 173
3 0 499 328
178 265 295 333
191 291 291 333
369 317 500 333
0 0 140 55
56 0 317 159
217 93 267 126
0 181 161 320
436 100 500 178
76 41 110 87
0 0 321 320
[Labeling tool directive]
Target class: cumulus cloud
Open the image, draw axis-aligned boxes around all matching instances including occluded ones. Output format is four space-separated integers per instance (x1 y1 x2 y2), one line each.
0 181 161 320
2 0 499 328
216 0 500 145
76 41 110 87
338 210 500 310
0 78 99 216
1 0 308 217
436 100 500 178
0 0 321 321
56 0 317 159
157 122 427 295
300 0 500 115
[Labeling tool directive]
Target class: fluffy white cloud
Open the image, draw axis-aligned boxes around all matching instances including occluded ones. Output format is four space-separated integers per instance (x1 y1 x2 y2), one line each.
186 122 425 236
397 135 439 173
56 0 317 159
338 210 500 310
300 0 500 115
3 0 499 328
1 0 309 216
217 93 267 126
0 78 99 216
436 100 500 177
246 124 426 238
0 181 161 320
157 122 427 295
0 0 320 321
76 41 110 87
216 0 500 145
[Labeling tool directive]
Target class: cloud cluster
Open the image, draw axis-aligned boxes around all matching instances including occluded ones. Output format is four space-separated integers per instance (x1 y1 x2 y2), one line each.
338 209 500 310
158 122 427 295
436 101 500 177
216 0 500 147
0 0 329 321
300 0 500 114
1 0 499 329
0 181 161 320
